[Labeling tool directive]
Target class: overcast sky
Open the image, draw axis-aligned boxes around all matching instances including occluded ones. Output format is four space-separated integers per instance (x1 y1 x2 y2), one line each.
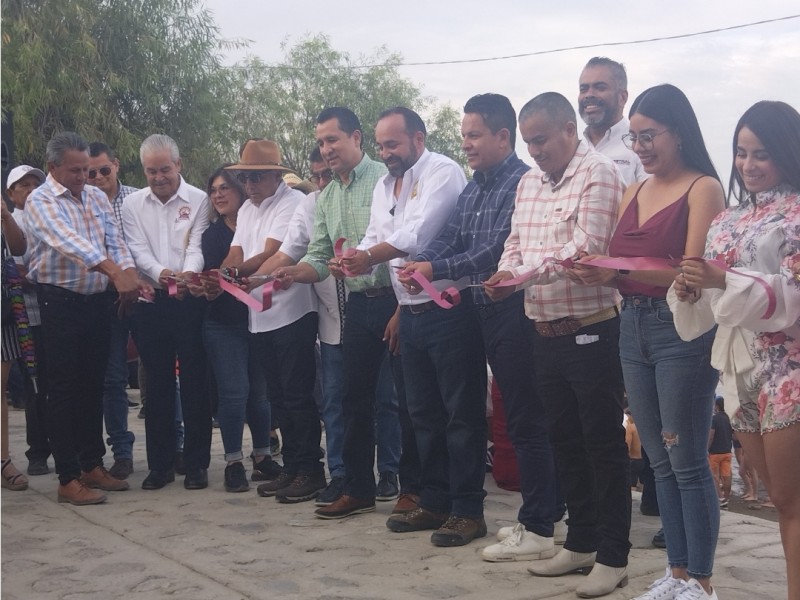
205 0 799 187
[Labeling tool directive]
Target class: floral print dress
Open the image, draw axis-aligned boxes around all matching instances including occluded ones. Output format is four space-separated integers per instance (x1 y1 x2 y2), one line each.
668 184 800 433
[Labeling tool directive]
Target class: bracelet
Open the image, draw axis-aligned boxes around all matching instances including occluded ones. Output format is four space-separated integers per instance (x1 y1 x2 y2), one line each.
617 269 630 277
366 249 374 266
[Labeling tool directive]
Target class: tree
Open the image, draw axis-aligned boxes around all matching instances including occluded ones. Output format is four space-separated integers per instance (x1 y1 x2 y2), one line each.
1 0 242 186
226 35 466 176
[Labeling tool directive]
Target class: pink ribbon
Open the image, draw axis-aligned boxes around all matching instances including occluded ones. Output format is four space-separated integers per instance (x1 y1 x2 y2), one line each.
405 271 461 309
576 255 776 319
165 271 280 312
218 274 281 312
490 257 576 288
333 238 358 277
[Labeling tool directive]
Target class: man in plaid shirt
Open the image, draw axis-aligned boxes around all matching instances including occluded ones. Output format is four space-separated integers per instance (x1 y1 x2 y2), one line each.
487 92 630 598
404 94 561 555
88 142 139 480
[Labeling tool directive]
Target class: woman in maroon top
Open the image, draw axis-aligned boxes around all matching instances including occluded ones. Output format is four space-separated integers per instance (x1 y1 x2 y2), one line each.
575 84 725 600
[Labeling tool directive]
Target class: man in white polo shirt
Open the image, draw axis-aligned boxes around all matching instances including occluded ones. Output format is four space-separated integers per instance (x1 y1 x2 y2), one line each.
222 139 323 503
122 134 211 491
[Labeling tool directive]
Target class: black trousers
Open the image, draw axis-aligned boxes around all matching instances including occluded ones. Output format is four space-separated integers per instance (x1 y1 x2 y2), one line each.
24 324 51 462
37 285 112 484
529 316 631 568
132 295 210 473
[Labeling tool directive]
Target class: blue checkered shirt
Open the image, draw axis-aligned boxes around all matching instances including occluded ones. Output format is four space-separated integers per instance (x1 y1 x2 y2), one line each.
416 152 530 305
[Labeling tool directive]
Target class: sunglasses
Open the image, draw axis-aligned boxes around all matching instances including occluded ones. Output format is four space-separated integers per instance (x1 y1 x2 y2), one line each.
236 172 268 184
88 166 112 179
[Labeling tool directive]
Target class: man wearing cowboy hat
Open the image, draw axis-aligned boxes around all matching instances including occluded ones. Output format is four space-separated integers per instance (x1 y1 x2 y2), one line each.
219 139 324 503
122 134 212 491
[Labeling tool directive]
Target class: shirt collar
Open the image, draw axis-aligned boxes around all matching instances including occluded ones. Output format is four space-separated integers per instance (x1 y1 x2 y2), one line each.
380 149 431 190
542 139 589 188
473 151 517 189
45 172 84 203
334 152 371 188
147 176 189 204
583 117 629 147
253 180 289 211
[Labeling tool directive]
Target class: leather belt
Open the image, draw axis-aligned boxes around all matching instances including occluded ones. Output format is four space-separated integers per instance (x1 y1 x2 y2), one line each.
362 286 394 298
402 300 438 315
534 305 619 337
36 284 112 304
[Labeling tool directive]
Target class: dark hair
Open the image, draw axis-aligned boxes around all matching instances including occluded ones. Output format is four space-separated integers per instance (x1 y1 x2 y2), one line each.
463 93 517 147
519 92 577 128
88 141 116 161
206 163 246 221
584 57 628 90
714 396 725 412
378 106 427 137
316 107 362 148
46 132 88 165
309 146 323 163
629 84 719 181
728 100 800 205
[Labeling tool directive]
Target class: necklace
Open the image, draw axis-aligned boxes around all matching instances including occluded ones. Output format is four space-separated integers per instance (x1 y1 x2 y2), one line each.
223 215 236 231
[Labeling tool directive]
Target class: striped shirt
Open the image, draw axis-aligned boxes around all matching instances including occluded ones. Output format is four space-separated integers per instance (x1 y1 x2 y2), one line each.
300 153 391 292
416 152 530 305
498 140 622 321
25 174 134 294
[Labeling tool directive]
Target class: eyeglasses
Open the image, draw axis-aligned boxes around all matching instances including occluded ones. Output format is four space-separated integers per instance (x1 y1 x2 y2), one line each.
622 130 670 150
210 184 231 195
236 172 268 184
309 170 333 185
88 166 112 179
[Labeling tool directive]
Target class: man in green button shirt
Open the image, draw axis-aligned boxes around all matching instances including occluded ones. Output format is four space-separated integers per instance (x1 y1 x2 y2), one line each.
276 107 416 520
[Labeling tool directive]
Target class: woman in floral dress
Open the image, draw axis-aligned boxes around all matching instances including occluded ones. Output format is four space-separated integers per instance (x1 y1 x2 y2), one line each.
670 100 800 600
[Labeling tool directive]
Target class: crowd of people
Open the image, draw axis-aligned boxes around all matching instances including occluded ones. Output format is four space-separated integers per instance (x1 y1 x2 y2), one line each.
1 56 798 600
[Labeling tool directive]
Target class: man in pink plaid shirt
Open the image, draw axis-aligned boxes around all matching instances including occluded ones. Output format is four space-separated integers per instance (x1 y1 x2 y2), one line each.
486 92 631 599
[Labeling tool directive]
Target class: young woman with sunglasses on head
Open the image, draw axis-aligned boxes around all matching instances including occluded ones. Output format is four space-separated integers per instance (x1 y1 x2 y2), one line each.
671 100 800 600
574 84 726 600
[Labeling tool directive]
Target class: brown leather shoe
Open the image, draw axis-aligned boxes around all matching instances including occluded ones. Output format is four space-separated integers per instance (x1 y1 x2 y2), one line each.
80 466 130 491
314 494 375 519
58 479 107 505
391 493 420 514
386 506 449 532
430 515 487 546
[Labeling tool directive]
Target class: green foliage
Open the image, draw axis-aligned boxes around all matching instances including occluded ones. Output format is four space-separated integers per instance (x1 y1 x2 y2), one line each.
2 8 465 187
1 0 242 186
226 35 467 176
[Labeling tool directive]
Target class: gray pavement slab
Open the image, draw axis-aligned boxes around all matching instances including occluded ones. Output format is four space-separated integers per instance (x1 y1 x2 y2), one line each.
1 396 787 599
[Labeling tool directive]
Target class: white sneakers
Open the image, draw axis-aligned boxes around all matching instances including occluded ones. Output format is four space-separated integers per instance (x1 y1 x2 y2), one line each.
675 579 718 600
496 516 567 545
632 569 686 600
481 523 556 562
576 563 628 598
631 570 718 600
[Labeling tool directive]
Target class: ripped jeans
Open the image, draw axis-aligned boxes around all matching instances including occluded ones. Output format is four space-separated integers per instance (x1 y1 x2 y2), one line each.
620 297 719 579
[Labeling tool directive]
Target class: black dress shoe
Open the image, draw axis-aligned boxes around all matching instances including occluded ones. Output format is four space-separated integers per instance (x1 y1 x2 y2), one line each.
141 470 175 490
184 468 208 490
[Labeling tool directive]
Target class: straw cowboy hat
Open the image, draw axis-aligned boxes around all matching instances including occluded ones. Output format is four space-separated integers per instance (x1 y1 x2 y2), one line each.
226 139 294 172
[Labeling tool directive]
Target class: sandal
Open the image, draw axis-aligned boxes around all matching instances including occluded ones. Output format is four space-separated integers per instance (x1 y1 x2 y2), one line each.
1 458 29 491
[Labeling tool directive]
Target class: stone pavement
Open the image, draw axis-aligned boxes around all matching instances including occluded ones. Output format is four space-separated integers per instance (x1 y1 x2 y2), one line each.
1 397 787 600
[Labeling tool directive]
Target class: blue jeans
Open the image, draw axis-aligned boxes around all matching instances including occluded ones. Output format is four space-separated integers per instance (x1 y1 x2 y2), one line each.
401 297 487 518
375 356 400 474
619 297 719 578
103 313 135 460
203 319 270 462
320 345 400 479
319 342 346 478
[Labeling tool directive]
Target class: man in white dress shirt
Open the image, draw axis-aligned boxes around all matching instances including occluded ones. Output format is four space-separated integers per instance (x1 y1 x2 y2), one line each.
579 57 646 188
343 108 487 547
122 134 211 491
221 139 324 503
